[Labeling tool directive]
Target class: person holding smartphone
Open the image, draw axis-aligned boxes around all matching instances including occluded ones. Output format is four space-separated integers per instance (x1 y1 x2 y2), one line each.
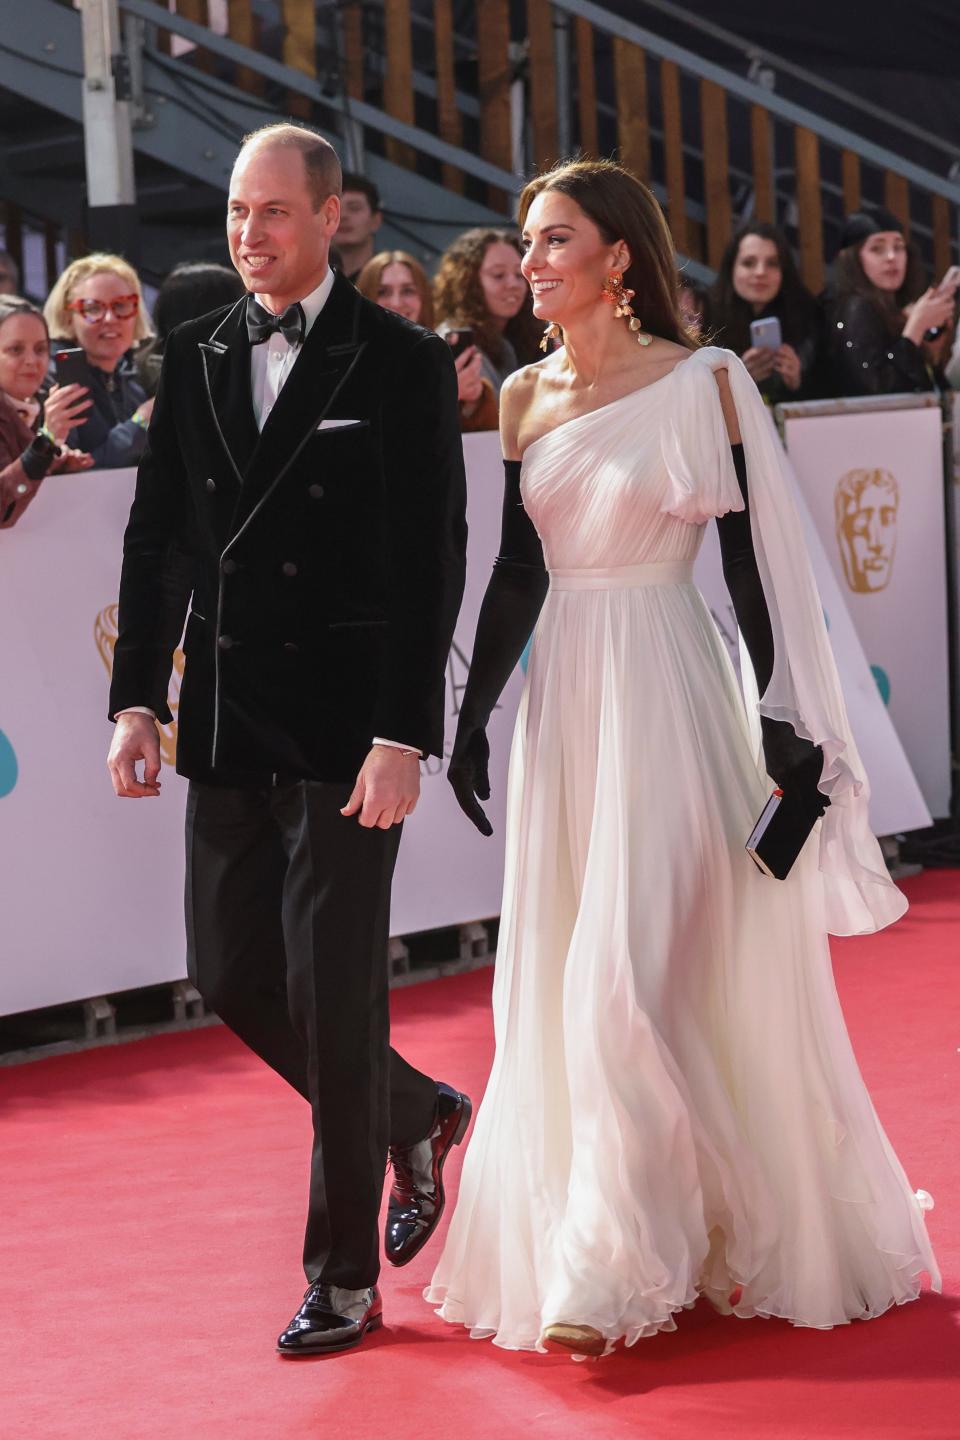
826 210 957 397
433 229 542 417
706 222 825 405
355 249 497 430
0 295 93 527
43 253 156 468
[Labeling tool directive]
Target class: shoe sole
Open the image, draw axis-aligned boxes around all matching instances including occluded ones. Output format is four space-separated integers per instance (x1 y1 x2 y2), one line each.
387 1096 473 1268
276 1311 383 1358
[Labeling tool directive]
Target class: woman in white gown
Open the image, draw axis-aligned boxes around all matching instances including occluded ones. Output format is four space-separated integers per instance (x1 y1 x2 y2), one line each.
425 160 939 1358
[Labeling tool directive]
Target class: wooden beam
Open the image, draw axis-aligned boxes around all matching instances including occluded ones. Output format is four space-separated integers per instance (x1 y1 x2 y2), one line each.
342 2 364 101
227 0 262 96
281 0 315 120
700 80 731 269
176 0 211 71
750 104 774 223
931 193 952 279
660 60 686 253
575 18 598 158
477 0 511 207
614 39 649 182
527 0 557 170
841 150 861 215
433 0 463 193
884 170 911 239
383 0 415 169
795 126 824 293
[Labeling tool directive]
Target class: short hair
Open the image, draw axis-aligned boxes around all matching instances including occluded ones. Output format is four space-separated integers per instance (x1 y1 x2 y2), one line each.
341 172 381 213
835 468 899 530
153 261 245 338
0 294 47 335
238 123 342 210
0 249 20 288
355 250 434 328
44 252 154 341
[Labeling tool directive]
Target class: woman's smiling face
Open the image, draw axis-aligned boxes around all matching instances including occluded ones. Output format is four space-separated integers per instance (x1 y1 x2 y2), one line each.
520 191 627 326
0 312 50 400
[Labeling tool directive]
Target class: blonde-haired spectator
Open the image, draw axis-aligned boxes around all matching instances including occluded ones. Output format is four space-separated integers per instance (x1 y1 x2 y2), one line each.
44 252 155 468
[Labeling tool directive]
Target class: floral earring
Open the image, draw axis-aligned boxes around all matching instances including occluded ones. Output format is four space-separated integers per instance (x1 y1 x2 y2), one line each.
601 272 653 346
539 321 561 353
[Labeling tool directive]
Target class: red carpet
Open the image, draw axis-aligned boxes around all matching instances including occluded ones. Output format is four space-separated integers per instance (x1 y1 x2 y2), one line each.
4 869 959 1439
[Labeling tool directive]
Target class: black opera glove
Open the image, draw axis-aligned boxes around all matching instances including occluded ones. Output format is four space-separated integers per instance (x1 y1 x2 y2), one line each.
448 723 493 837
448 459 549 836
719 442 830 821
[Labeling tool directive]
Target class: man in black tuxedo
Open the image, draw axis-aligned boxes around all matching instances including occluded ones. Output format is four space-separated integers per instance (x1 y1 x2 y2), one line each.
107 124 471 1355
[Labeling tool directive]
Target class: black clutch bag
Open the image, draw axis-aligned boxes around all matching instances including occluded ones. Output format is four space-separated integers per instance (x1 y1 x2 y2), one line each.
746 788 822 880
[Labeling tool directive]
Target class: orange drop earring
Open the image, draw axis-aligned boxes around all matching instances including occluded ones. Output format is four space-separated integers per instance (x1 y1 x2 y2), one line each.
539 321 562 353
601 272 653 346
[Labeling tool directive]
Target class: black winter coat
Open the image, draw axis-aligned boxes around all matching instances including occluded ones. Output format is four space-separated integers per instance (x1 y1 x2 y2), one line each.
109 273 468 783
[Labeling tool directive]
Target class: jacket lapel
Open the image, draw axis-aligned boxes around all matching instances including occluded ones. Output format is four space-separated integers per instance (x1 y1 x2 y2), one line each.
226 274 366 546
198 299 260 488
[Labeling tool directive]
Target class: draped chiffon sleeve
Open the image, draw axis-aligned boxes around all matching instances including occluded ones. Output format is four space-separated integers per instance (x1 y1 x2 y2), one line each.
663 346 906 936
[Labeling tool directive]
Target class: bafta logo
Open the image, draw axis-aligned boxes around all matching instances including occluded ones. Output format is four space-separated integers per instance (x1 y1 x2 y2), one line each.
94 604 184 766
835 468 899 594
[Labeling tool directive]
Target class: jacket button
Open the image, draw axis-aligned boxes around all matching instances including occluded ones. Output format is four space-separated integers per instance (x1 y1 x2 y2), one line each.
283 641 299 654
308 483 324 499
206 477 217 492
222 558 237 574
218 634 234 650
281 561 298 577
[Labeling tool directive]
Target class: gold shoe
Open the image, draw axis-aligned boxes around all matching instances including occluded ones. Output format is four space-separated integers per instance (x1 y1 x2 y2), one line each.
540 1322 606 1358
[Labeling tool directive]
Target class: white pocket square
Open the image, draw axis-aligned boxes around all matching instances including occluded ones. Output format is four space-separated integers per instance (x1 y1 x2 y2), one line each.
316 418 363 430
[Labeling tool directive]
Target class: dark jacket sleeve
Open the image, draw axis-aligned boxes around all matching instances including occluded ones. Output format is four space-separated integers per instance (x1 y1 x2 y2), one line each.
108 335 192 721
372 332 468 756
69 363 149 469
0 403 46 529
828 294 931 397
717 442 827 807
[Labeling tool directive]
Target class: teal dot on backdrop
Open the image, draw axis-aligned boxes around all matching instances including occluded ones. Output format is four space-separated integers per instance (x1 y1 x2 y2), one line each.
520 636 533 673
0 729 18 797
870 664 891 706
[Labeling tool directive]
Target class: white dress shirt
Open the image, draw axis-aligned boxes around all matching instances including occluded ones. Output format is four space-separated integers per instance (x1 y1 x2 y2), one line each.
118 267 419 757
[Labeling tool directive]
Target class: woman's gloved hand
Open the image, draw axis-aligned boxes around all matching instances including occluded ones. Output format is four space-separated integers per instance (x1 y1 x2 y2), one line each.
760 715 830 818
448 720 493 836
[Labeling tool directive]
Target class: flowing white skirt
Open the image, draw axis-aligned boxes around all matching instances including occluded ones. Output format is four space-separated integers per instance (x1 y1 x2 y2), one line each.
425 571 938 1352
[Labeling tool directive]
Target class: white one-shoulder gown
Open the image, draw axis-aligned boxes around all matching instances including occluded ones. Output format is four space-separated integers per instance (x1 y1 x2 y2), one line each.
425 348 939 1353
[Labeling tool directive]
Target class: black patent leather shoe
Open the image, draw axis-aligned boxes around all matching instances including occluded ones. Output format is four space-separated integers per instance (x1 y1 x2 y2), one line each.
276 1282 382 1356
385 1081 472 1267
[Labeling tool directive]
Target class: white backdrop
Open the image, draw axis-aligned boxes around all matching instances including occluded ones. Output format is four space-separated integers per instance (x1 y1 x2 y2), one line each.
0 436 521 1017
781 398 950 816
0 427 931 1017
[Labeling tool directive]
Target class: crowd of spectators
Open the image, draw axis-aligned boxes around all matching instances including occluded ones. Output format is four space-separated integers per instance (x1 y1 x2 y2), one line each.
1 182 959 530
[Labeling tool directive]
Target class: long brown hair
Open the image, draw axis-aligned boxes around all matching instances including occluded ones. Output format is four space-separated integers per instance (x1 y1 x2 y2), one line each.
518 158 696 349
830 238 927 338
433 228 542 368
355 250 434 329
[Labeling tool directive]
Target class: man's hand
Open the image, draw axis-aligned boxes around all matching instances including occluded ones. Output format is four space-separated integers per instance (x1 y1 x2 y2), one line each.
341 746 420 828
107 713 162 798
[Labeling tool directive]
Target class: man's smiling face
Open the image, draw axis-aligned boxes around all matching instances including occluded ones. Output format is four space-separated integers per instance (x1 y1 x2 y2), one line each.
227 142 340 310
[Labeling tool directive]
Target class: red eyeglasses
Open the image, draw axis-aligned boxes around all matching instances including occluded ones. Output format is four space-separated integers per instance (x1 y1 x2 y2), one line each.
66 294 140 323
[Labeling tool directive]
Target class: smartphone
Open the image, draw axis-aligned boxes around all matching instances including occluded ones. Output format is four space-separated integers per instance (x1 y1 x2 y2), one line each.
749 316 782 350
936 264 960 295
54 347 90 388
445 328 476 361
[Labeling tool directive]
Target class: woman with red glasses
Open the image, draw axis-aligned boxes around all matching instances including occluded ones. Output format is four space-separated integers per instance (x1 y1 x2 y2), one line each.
44 253 155 468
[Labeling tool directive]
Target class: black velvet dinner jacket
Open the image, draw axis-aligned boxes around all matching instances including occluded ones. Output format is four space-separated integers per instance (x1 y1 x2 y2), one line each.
109 272 468 783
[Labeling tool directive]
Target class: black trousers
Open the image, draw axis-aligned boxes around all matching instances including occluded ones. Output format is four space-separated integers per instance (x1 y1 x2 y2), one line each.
184 778 438 1288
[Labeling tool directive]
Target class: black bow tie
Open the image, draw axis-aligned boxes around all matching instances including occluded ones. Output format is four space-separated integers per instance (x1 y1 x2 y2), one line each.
245 295 306 347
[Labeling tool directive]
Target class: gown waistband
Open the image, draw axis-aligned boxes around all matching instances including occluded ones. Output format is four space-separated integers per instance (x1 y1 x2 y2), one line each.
548 560 695 591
